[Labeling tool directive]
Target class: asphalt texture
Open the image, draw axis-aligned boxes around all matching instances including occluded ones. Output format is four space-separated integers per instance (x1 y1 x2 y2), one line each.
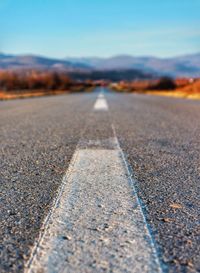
107 92 200 273
1 89 200 272
0 93 96 272
28 148 161 273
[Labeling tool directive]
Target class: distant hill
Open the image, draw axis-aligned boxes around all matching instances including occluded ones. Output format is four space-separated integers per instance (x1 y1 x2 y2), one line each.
0 52 199 78
66 53 200 77
0 54 90 71
0 53 154 81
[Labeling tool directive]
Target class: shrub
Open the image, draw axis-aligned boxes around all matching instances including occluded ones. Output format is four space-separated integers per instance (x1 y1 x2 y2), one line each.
0 70 72 92
151 77 176 90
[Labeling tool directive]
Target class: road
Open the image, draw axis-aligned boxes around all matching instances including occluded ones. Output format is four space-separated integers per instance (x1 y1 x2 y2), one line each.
0 88 200 273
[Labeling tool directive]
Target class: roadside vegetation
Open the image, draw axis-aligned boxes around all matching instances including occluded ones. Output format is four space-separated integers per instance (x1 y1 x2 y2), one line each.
0 70 95 100
110 77 200 100
1 69 200 100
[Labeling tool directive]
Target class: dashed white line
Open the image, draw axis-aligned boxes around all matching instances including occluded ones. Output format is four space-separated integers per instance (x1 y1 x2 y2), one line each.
26 93 163 273
26 147 162 272
98 93 105 99
93 95 108 111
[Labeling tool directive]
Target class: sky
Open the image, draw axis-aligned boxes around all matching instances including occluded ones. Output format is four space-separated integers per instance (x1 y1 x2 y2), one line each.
0 0 200 58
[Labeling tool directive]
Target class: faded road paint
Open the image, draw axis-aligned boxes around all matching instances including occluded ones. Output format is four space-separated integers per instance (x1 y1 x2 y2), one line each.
93 95 108 111
26 143 162 273
26 92 162 273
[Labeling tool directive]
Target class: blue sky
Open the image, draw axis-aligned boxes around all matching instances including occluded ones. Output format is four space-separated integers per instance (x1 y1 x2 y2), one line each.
0 0 200 58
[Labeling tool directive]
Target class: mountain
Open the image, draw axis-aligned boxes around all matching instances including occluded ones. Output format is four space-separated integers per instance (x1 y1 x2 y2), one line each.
0 52 200 78
0 54 90 71
66 53 200 77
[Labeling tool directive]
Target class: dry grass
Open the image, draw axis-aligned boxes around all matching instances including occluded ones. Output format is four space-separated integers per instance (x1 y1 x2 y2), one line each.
146 80 200 100
0 90 70 100
146 90 200 100
0 86 94 100
111 79 200 100
0 70 96 100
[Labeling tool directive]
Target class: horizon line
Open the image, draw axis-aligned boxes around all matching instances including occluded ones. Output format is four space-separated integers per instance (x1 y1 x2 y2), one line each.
1 51 200 60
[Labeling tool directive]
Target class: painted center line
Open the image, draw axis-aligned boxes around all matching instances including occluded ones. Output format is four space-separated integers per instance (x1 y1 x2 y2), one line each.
26 137 162 273
98 93 105 99
26 94 162 272
93 95 108 111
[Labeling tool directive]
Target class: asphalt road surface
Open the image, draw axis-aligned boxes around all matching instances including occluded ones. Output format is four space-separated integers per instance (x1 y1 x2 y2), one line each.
0 88 200 273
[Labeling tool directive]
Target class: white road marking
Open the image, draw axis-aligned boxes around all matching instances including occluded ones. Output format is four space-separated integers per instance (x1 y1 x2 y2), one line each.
93 96 108 111
26 138 163 273
26 94 162 272
98 93 104 99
